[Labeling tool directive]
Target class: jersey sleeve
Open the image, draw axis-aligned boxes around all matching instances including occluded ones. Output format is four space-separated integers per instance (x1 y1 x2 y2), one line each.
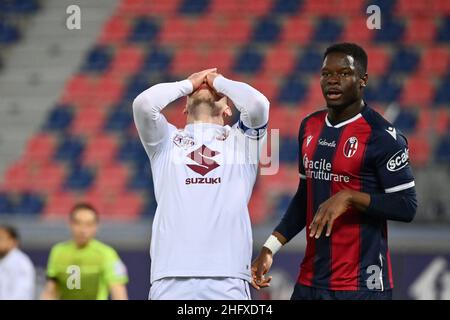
103 249 128 286
298 118 307 179
372 129 415 193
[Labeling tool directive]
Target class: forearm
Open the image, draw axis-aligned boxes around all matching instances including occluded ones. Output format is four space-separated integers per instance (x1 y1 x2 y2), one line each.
110 284 128 300
40 280 59 300
213 76 269 128
132 80 193 146
345 188 417 222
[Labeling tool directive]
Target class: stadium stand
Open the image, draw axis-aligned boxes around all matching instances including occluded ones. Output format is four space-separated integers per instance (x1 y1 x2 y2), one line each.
0 0 449 225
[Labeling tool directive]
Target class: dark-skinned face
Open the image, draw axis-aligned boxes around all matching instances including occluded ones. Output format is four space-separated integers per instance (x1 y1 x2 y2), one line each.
320 52 367 111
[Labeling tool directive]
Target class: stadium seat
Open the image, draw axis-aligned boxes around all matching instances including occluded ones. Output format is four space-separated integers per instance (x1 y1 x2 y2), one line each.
93 75 125 105
340 17 373 44
178 0 210 15
408 134 430 168
98 15 131 45
107 45 145 76
434 77 450 105
128 162 153 191
252 18 281 43
23 133 57 164
141 196 157 217
251 77 278 103
117 137 148 165
43 106 73 132
263 45 296 75
313 19 342 42
54 136 84 163
15 192 43 215
269 106 299 137
158 18 191 45
304 77 326 108
108 192 143 220
247 188 271 225
279 136 299 163
280 16 314 44
366 46 390 76
81 46 112 73
295 48 323 73
29 162 66 194
0 192 13 214
171 48 204 75
389 48 420 73
435 134 450 163
104 107 133 132
400 77 434 107
118 0 180 16
80 188 110 216
0 21 20 44
418 47 450 77
219 18 252 45
91 163 129 193
189 16 221 44
375 76 402 103
128 17 160 43
82 134 119 167
64 165 94 191
3 161 30 193
375 19 404 43
430 0 450 16
60 74 93 104
396 0 430 17
393 109 418 133
271 0 302 15
301 0 337 16
434 109 450 136
233 48 264 74
403 18 437 44
436 17 450 42
70 107 106 136
0 0 39 13
43 191 78 218
334 0 364 16
277 77 306 104
142 48 172 73
203 48 233 75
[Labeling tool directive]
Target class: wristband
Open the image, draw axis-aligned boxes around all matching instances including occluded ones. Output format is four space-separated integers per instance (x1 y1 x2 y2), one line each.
263 235 283 255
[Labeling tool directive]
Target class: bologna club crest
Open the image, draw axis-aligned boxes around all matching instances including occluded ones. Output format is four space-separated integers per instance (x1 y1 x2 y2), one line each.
343 137 358 158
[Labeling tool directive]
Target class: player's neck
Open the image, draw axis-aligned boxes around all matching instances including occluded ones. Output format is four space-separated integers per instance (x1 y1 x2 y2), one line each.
186 114 224 126
327 99 364 125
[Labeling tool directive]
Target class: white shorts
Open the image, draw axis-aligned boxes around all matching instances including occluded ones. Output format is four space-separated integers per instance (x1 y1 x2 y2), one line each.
149 277 251 300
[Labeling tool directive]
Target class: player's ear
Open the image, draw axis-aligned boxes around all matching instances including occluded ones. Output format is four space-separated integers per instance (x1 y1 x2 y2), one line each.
223 105 232 118
360 73 368 88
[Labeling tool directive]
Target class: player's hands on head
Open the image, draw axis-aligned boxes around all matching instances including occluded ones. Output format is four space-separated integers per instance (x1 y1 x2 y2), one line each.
206 71 222 88
250 248 273 290
187 68 217 91
309 190 353 239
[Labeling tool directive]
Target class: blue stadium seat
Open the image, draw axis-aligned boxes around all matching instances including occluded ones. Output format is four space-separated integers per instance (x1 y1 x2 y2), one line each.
436 17 450 42
369 0 396 15
0 193 13 214
43 107 73 131
435 135 450 163
279 136 299 163
0 21 20 44
117 138 148 165
54 136 84 162
275 193 292 218
375 18 404 42
142 49 172 72
389 49 419 73
15 192 43 215
278 77 306 104
64 165 94 190
178 0 210 15
104 107 132 132
393 110 418 133
373 76 402 102
313 19 342 42
295 48 323 73
434 77 450 104
128 163 154 191
124 73 152 101
129 18 159 43
233 48 263 74
81 46 112 72
141 196 157 217
252 18 281 43
271 0 302 15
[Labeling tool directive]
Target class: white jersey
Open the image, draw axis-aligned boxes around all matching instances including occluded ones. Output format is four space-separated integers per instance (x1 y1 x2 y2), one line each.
133 76 269 284
0 248 35 300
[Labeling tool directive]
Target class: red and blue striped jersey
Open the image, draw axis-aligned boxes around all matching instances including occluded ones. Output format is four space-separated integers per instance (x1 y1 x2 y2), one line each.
297 104 415 291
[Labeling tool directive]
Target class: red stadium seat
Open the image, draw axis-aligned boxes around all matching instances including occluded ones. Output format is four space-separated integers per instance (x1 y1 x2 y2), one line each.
118 0 180 16
400 77 434 107
263 44 296 75
203 47 234 75
91 163 129 193
366 46 390 76
108 191 143 220
302 0 338 16
396 0 432 17
304 77 326 107
70 106 106 136
92 75 125 105
60 74 93 104
418 47 450 77
3 161 31 193
208 0 241 16
23 133 56 165
334 0 365 16
340 17 373 44
241 0 272 16
408 134 430 168
29 162 66 194
248 188 271 225
162 102 186 128
158 18 191 45
435 109 450 136
107 45 145 76
80 188 110 216
43 191 78 218
416 109 432 134
403 18 437 44
269 106 298 138
82 134 118 167
430 0 450 16
170 47 204 75
251 76 278 103
190 16 222 44
280 16 314 44
98 15 131 45
219 18 252 45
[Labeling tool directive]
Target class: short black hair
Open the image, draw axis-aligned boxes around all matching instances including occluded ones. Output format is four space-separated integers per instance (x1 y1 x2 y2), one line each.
323 43 368 76
0 224 19 241
70 203 99 222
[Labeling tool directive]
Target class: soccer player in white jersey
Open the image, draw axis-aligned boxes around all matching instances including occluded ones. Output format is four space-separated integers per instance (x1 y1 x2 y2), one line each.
133 68 270 300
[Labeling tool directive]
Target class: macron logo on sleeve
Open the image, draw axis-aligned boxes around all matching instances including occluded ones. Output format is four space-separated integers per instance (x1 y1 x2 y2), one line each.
386 127 397 140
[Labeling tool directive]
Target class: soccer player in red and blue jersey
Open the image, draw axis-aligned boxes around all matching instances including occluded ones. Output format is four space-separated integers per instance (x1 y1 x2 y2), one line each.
252 43 417 300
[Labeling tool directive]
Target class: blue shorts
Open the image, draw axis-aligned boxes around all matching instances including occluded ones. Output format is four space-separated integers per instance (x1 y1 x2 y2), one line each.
291 284 393 300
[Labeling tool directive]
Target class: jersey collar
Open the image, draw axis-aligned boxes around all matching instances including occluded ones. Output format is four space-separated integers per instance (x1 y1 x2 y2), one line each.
325 112 362 128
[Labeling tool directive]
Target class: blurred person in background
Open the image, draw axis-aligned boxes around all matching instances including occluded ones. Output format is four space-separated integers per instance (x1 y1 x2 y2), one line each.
0 224 35 300
40 203 128 300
